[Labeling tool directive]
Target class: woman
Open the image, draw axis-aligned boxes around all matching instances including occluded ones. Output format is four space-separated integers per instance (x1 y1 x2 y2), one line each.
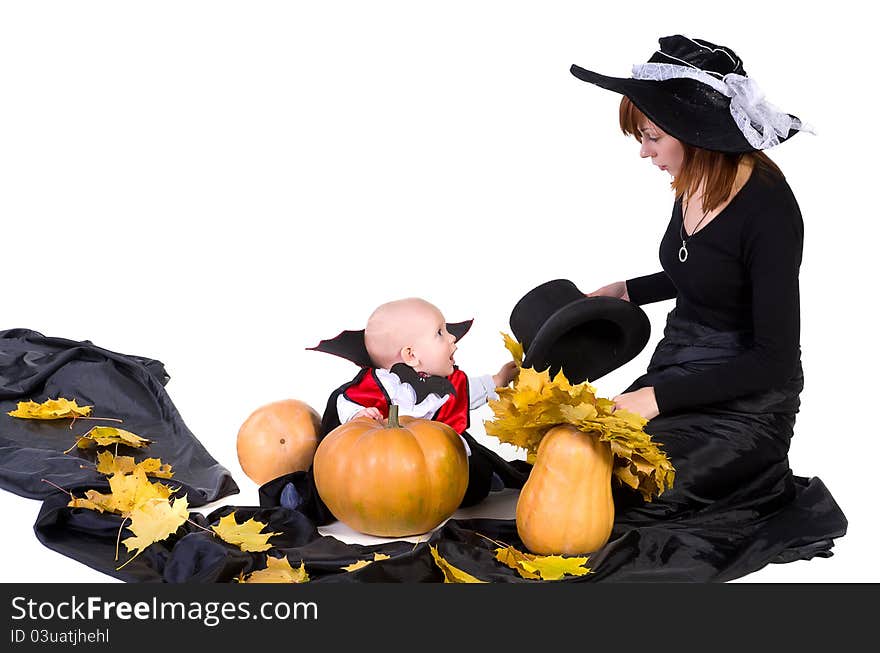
569 35 847 567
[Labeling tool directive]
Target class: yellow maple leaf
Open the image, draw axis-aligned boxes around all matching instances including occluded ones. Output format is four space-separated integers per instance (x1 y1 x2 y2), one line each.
69 488 118 513
95 451 173 479
68 469 173 515
559 402 599 423
341 552 391 572
241 556 309 583
211 512 281 552
517 554 591 581
493 544 540 580
485 535 591 580
68 494 110 513
501 332 524 366
430 546 486 583
614 463 641 490
127 471 174 510
69 426 151 452
118 495 189 569
8 398 92 420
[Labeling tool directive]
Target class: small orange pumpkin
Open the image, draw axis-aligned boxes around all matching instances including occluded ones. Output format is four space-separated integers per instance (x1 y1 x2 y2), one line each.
313 405 469 537
236 399 322 485
516 424 615 555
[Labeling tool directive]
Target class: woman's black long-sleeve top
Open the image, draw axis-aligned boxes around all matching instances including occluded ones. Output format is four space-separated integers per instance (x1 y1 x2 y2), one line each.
625 163 804 413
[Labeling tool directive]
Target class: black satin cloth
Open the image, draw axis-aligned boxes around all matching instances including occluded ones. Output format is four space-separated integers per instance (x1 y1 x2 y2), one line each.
17 321 848 582
0 328 238 506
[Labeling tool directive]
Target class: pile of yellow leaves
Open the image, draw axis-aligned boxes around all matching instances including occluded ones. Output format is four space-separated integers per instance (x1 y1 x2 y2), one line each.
66 457 187 569
69 467 175 515
12 397 311 580
484 334 675 501
68 466 293 574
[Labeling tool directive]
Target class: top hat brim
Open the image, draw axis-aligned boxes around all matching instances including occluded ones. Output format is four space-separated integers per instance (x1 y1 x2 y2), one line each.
570 64 799 153
521 296 650 383
308 319 473 368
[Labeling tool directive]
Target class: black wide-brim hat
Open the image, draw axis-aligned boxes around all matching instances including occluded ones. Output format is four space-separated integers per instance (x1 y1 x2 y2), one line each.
510 279 650 384
570 35 802 153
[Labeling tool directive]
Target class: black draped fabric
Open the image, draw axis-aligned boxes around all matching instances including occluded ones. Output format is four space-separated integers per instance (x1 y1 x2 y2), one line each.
0 328 238 506
18 320 847 582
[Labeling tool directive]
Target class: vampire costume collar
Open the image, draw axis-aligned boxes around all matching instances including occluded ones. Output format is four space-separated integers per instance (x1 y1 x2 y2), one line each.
307 319 473 368
570 34 812 152
388 363 456 402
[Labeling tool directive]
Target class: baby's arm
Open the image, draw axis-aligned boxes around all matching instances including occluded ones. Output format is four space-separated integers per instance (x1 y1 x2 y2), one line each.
469 361 518 409
493 361 518 388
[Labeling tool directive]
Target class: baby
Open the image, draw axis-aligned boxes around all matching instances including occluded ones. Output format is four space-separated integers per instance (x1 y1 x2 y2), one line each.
336 297 518 435
284 296 529 516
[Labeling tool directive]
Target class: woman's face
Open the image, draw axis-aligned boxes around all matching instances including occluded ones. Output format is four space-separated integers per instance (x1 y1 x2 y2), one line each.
637 120 685 177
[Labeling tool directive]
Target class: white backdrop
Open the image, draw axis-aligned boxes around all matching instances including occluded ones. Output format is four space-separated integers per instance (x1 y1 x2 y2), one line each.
1 1 873 583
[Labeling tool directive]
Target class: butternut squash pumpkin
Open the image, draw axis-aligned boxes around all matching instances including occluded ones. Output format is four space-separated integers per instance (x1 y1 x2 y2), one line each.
516 424 614 555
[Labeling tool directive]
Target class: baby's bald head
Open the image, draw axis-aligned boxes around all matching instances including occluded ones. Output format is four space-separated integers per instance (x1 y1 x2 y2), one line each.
364 298 443 369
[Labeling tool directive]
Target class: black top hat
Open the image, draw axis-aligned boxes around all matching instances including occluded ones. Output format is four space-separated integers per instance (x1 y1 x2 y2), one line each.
308 320 473 368
570 35 808 153
510 279 650 384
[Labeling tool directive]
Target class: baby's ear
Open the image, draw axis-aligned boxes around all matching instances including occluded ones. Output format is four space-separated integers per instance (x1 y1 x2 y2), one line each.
400 346 419 367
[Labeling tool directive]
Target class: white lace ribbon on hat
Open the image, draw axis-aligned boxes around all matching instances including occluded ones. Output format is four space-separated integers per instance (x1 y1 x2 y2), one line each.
631 62 814 150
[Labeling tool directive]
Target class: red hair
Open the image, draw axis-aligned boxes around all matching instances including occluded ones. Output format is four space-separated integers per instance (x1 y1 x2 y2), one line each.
618 96 782 213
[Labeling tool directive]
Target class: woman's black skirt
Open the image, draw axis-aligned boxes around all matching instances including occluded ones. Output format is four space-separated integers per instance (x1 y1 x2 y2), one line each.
596 311 848 580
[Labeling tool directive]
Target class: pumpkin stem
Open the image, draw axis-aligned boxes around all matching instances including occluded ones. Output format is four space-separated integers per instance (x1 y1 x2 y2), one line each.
387 404 400 429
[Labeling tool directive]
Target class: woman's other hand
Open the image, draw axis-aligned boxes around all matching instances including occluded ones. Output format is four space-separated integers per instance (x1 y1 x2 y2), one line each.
612 387 659 420
587 281 630 301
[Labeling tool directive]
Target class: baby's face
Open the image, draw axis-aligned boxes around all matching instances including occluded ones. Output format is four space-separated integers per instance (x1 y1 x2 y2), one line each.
408 304 458 377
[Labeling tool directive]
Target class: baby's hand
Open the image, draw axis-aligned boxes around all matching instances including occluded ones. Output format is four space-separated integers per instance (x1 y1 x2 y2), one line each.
353 407 383 422
493 361 519 388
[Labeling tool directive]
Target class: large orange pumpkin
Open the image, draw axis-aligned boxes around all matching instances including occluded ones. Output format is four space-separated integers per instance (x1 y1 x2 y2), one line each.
236 399 322 485
313 405 469 537
516 424 615 555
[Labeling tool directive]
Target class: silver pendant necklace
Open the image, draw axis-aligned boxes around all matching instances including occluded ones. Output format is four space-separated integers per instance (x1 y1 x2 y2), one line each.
678 196 711 263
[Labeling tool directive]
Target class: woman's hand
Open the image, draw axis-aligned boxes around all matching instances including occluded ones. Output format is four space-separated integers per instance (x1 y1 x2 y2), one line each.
493 361 519 388
587 281 630 302
612 387 659 420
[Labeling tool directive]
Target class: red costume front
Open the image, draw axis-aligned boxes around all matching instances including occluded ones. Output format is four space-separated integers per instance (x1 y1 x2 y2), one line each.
340 367 472 434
